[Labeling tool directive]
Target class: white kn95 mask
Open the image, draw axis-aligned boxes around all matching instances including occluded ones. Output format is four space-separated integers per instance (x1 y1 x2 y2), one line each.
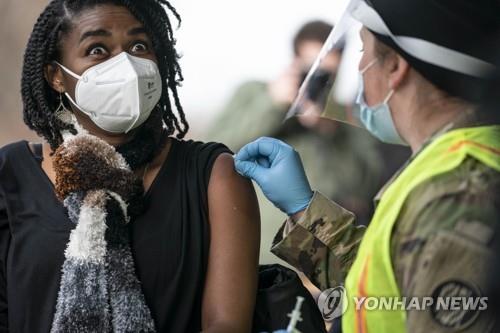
56 52 162 133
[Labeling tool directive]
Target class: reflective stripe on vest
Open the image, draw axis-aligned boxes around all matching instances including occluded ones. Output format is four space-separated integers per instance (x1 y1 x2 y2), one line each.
343 126 500 333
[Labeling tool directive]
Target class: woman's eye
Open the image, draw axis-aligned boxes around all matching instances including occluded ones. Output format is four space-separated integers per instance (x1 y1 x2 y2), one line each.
131 42 148 53
88 46 107 56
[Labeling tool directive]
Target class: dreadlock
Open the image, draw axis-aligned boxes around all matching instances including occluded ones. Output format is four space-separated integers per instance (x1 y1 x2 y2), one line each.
22 0 189 151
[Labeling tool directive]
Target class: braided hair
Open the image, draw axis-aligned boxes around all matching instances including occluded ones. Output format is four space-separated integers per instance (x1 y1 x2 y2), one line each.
22 0 189 151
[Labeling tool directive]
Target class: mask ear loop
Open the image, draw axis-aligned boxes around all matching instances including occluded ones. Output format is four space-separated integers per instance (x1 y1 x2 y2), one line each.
54 62 90 116
55 62 81 80
360 58 379 74
360 58 395 105
383 89 395 104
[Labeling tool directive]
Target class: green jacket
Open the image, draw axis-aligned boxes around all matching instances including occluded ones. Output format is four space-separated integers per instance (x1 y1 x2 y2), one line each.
271 112 499 332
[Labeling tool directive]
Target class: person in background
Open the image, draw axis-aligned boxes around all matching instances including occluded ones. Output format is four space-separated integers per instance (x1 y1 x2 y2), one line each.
205 20 340 151
205 21 403 265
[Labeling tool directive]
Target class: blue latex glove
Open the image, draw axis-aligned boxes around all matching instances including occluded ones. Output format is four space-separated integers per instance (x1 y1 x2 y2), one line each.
234 137 313 215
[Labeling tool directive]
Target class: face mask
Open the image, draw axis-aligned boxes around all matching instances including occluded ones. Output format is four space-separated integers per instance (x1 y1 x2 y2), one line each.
56 52 162 134
354 59 407 146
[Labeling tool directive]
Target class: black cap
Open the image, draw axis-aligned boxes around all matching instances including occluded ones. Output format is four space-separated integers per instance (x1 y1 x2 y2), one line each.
366 0 500 103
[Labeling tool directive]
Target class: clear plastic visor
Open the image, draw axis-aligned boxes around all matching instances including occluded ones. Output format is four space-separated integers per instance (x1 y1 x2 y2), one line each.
285 0 364 127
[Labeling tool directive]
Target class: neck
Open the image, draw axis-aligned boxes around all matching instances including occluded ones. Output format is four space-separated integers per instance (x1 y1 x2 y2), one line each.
93 131 134 147
395 93 473 154
67 106 166 170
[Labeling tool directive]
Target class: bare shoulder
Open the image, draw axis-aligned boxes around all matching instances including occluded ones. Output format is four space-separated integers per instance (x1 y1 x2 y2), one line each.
208 153 260 228
208 152 260 223
210 153 256 196
210 153 238 178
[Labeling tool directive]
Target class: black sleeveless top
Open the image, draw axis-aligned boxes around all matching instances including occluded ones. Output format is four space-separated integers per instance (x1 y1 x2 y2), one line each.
0 139 231 333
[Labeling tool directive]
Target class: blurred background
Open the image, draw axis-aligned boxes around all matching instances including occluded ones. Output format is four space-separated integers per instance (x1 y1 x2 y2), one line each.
0 0 347 144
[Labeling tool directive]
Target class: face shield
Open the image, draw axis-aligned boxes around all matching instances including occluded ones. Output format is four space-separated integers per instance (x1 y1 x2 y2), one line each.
285 0 496 127
285 0 365 127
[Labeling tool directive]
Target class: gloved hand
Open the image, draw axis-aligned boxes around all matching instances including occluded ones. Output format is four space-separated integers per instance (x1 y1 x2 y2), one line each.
234 137 313 215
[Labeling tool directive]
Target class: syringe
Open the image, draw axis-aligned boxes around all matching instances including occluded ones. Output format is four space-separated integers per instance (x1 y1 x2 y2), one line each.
286 296 305 333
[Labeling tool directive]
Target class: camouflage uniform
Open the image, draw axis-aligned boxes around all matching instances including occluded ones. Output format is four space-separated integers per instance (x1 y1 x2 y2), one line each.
271 111 500 332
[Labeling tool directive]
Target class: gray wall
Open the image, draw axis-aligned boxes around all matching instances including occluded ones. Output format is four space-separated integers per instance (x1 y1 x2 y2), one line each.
0 1 47 146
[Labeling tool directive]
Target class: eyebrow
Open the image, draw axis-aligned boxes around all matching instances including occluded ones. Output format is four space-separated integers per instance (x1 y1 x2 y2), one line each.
79 27 147 44
79 29 112 43
128 27 147 36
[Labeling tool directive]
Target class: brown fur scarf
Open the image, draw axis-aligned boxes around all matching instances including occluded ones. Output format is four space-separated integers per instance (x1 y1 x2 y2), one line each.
49 133 156 332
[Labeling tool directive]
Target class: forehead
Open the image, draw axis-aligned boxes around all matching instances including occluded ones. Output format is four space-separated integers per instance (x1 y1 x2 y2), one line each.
360 27 373 41
297 41 323 62
70 4 143 35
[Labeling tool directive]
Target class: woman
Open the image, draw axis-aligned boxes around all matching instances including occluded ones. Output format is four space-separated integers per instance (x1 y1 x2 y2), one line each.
235 0 500 332
0 1 260 332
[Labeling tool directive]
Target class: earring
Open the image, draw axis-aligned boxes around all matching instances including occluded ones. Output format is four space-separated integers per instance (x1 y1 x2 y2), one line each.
55 92 68 114
54 92 75 126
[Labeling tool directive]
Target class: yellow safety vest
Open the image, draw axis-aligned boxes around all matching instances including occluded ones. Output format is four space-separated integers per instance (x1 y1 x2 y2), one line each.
343 126 500 333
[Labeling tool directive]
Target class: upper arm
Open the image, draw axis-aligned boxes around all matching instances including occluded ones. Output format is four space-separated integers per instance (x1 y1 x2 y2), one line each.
202 153 260 333
405 229 495 333
392 169 499 333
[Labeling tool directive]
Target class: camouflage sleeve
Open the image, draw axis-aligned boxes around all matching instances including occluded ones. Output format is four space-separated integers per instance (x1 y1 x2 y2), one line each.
391 159 499 333
270 191 365 291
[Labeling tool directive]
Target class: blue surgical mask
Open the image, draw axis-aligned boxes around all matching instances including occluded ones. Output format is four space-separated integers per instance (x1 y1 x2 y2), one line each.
354 59 407 146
